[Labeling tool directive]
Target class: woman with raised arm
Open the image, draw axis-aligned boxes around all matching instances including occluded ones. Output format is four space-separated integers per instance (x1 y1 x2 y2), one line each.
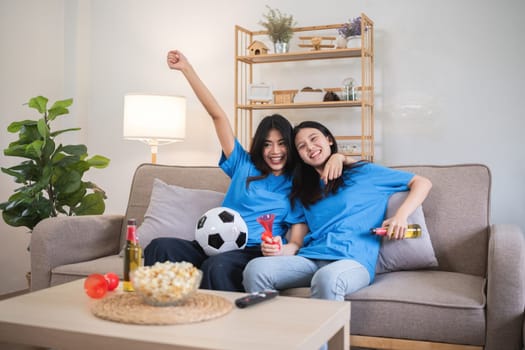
143 50 309 292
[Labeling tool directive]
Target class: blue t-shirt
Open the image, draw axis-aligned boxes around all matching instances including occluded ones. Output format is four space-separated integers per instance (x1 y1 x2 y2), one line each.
219 139 304 246
297 163 414 281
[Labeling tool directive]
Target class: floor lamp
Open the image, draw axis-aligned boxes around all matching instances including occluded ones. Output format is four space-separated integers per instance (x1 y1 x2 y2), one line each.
123 94 186 163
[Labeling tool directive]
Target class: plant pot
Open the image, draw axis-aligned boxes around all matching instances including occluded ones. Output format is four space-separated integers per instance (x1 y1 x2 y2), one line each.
336 36 347 49
346 36 361 49
274 41 289 54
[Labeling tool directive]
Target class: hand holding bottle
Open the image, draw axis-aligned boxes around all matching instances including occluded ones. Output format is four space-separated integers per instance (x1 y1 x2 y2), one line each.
371 224 422 239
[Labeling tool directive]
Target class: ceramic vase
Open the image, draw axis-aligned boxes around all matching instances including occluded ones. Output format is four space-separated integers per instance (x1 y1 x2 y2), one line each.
335 36 348 49
346 36 362 49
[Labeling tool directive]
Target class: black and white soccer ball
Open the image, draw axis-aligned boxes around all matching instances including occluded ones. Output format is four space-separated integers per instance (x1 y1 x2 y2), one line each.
195 207 248 256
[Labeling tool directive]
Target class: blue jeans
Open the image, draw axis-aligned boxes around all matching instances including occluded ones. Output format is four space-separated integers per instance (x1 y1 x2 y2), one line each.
242 255 370 301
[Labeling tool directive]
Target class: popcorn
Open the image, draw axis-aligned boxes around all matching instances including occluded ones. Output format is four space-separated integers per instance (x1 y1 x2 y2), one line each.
132 261 202 306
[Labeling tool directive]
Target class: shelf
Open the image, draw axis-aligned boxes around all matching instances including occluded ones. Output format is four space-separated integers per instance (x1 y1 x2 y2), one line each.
234 14 374 161
237 100 362 110
336 136 372 141
237 48 364 64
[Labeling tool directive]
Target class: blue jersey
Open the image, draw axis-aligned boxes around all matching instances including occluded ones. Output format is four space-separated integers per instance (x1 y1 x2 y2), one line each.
297 163 414 281
219 140 304 246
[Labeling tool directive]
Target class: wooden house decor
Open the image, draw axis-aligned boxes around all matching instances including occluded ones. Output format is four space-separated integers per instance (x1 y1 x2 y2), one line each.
247 41 269 55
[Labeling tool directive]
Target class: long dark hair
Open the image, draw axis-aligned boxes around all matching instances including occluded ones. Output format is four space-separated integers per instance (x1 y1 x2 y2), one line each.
291 121 365 208
246 114 295 186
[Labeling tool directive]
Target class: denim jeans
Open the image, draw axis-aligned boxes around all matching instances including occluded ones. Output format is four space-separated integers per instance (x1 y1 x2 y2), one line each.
242 255 370 301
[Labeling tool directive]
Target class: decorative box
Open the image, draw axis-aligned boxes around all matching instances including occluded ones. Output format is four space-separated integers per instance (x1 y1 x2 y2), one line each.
273 90 298 104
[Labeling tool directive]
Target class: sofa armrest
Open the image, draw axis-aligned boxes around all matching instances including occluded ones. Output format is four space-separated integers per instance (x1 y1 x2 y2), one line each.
486 224 525 350
30 214 124 291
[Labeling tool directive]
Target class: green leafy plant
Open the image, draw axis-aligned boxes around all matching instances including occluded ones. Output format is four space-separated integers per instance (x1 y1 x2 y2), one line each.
0 96 110 230
259 5 296 43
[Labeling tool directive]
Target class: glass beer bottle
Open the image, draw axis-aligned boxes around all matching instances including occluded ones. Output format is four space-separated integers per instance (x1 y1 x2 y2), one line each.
123 218 142 292
370 224 422 239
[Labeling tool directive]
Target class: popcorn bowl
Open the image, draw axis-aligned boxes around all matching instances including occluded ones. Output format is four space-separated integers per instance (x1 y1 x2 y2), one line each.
132 261 202 306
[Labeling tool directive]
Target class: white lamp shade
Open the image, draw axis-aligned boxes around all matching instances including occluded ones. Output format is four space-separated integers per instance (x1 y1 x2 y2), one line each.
123 94 186 142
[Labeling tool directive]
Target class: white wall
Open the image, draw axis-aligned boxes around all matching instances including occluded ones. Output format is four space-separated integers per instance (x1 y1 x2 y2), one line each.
0 0 65 294
1 0 524 295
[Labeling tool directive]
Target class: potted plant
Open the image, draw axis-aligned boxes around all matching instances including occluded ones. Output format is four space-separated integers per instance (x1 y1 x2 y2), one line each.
337 16 362 48
0 96 110 231
259 5 296 53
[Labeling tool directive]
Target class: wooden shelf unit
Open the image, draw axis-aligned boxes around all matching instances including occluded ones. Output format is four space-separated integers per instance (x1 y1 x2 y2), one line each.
234 13 374 160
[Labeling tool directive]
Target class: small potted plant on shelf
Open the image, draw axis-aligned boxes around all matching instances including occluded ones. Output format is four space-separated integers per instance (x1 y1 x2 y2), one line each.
337 16 362 48
259 5 296 54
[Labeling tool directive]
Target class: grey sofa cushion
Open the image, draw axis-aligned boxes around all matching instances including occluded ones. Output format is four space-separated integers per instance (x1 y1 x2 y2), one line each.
347 271 486 345
120 164 230 250
376 191 438 273
137 178 225 250
348 271 486 345
350 295 486 346
283 270 487 345
349 270 485 308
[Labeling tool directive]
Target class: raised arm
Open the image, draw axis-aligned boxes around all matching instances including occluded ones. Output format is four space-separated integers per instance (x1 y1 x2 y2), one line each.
167 50 235 157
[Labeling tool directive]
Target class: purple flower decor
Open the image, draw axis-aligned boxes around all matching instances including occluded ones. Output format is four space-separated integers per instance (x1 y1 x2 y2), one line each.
338 16 362 38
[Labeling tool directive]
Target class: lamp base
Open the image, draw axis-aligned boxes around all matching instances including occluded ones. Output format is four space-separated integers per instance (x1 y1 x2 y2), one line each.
149 142 159 164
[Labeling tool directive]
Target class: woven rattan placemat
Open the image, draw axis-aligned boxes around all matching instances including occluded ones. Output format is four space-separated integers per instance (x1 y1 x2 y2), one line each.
91 292 233 325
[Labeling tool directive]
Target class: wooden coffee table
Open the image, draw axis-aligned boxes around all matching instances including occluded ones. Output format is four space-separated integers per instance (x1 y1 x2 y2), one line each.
0 279 350 350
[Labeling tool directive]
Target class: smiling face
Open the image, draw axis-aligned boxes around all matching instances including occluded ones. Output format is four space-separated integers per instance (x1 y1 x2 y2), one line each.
294 127 334 173
263 128 288 176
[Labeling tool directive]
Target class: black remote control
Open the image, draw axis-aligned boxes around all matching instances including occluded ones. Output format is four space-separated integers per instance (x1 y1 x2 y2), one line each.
235 290 279 308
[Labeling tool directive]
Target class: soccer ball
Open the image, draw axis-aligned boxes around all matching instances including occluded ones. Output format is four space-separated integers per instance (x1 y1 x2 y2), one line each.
195 207 248 256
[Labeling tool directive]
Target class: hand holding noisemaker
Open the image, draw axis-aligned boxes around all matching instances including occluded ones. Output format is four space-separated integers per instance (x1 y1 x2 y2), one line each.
257 214 281 248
